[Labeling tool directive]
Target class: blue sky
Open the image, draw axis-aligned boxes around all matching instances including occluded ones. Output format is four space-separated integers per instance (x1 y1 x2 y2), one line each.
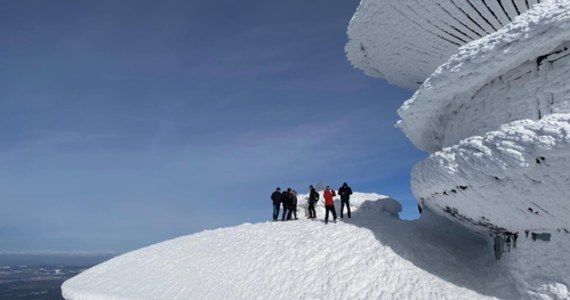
0 0 426 252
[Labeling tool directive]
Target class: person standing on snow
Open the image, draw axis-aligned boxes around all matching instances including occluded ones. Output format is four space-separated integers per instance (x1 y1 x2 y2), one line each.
338 182 353 218
308 185 319 219
282 188 292 221
271 187 283 221
323 186 337 224
290 189 298 220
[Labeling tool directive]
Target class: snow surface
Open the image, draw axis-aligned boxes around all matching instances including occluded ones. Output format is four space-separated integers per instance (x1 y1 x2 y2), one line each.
62 193 570 300
345 0 545 90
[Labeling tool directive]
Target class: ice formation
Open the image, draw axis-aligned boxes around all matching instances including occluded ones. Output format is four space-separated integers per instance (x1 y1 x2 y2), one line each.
348 0 570 298
401 1 570 238
346 0 546 90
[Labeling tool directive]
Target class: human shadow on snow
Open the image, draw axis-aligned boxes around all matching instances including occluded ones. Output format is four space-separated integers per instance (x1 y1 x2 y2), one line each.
342 198 521 300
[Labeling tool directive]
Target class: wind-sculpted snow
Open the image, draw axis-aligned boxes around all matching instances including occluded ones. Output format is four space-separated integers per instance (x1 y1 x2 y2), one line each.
397 1 570 152
346 0 544 90
62 193 525 300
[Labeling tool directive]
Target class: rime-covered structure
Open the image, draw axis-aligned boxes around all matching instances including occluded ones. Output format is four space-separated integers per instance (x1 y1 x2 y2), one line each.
348 1 570 298
346 0 546 90
349 0 570 238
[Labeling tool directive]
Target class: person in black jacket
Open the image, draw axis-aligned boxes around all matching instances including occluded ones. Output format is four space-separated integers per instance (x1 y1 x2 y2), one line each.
289 190 298 220
338 182 353 218
271 187 283 221
281 188 291 221
308 185 319 219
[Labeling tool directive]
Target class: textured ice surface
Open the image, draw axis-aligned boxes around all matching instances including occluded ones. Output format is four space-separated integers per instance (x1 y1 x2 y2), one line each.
397 1 570 152
413 114 570 232
346 0 546 90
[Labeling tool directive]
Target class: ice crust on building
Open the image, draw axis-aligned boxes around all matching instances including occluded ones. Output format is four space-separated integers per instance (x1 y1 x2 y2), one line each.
346 0 547 90
349 0 570 235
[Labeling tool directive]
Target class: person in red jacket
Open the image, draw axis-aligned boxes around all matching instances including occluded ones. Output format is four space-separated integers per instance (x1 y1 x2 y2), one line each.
323 186 337 224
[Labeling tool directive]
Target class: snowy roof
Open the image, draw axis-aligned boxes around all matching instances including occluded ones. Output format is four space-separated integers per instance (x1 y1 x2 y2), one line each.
346 0 545 90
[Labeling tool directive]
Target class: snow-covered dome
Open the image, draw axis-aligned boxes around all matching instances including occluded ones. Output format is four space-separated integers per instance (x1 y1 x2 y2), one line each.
346 0 548 90
61 193 570 299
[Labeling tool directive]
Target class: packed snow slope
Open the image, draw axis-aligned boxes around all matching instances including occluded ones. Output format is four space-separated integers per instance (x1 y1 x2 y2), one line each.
62 193 569 300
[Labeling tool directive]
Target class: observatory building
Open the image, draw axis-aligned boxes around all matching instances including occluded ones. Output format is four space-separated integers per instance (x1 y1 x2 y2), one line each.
347 0 570 237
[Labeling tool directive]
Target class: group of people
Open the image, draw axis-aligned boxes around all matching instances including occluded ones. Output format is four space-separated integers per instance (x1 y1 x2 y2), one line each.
271 182 353 224
271 188 299 221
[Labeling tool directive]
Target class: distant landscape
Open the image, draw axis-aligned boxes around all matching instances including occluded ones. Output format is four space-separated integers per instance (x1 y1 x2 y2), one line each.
0 254 115 300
